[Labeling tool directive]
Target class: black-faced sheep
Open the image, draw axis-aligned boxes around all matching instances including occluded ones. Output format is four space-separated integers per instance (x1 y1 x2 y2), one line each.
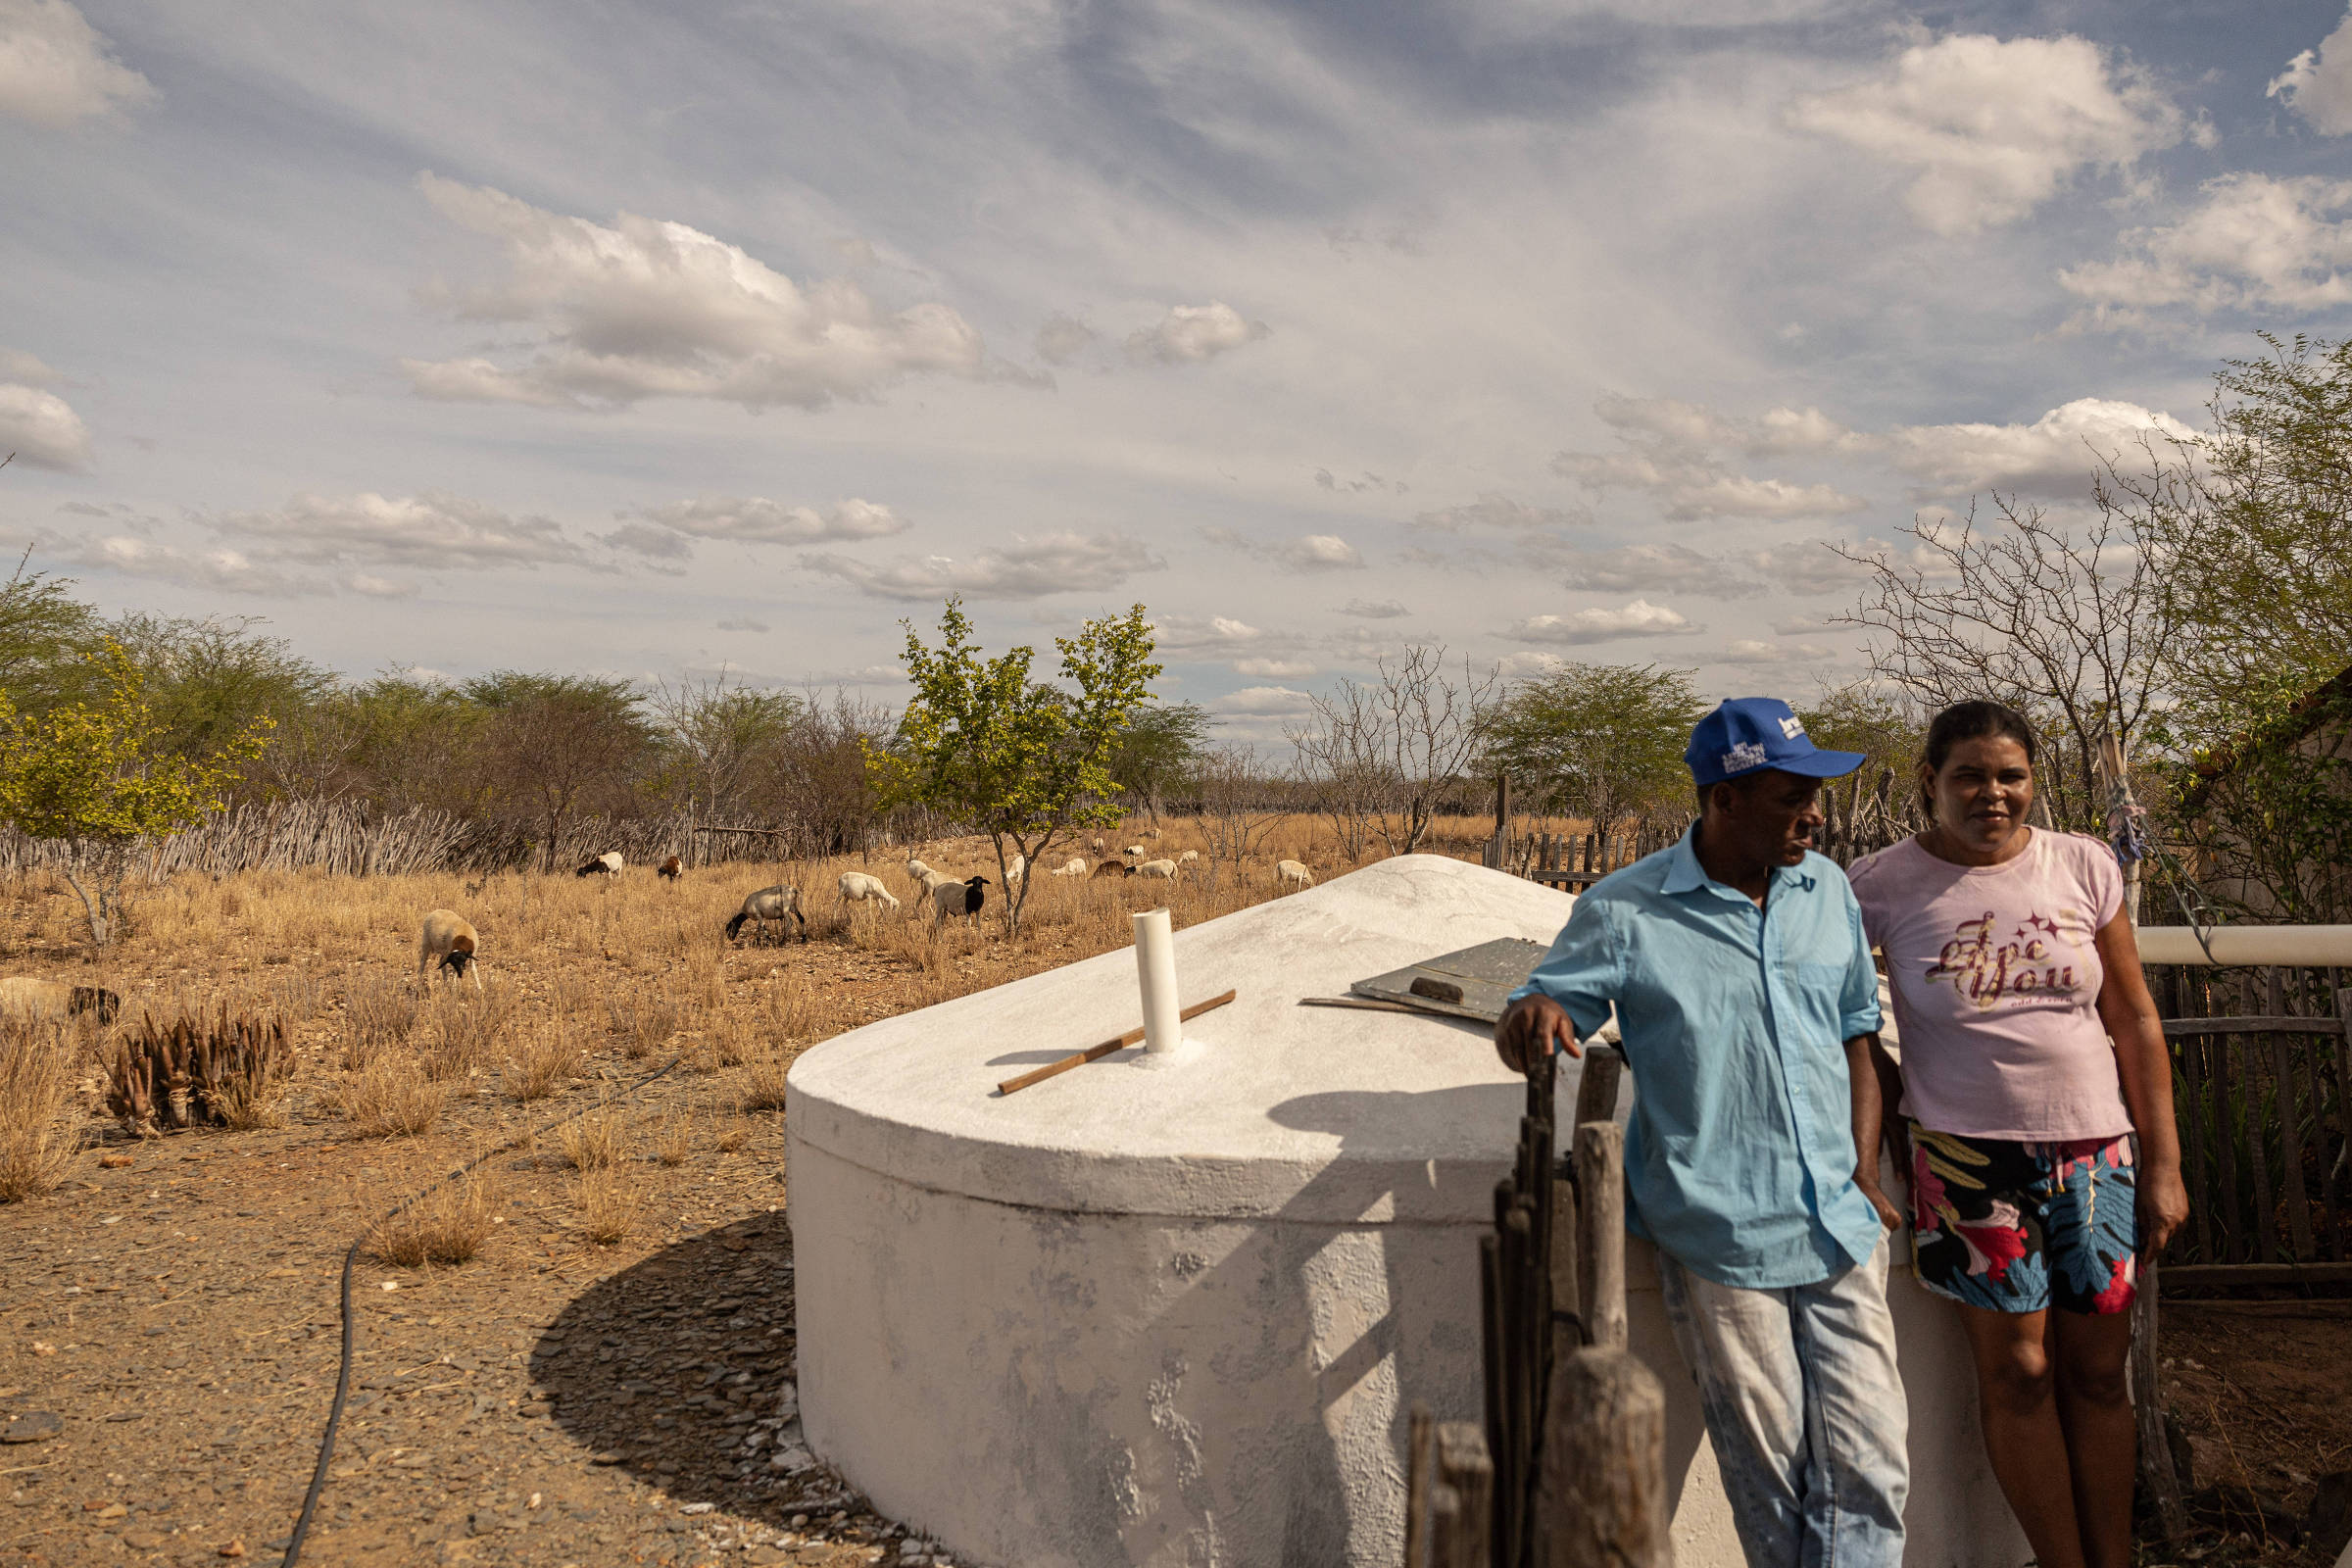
574 852 624 878
1090 859 1135 881
0 977 121 1025
725 885 808 944
417 909 483 989
838 871 901 913
657 856 683 882
932 874 991 925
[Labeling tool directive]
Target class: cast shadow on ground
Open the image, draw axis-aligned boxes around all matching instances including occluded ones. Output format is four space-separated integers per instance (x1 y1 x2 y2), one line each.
528 1212 832 1525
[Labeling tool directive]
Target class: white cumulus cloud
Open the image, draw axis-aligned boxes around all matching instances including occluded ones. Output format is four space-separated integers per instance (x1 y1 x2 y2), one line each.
1509 599 1697 645
2270 7 2352 135
47 535 327 597
1719 638 1839 665
205 491 589 571
1788 33 2190 235
0 361 91 470
1125 301 1269 365
1886 398 2195 494
0 0 152 126
800 531 1160 600
1232 656 1316 678
2059 174 2352 319
618 496 908 557
1216 685 1315 716
402 173 986 412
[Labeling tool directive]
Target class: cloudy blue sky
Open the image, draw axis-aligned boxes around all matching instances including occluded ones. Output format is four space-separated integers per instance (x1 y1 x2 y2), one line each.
4 0 2349 737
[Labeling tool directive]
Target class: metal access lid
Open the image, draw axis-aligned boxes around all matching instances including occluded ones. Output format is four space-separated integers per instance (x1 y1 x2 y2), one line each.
1349 936 1549 1024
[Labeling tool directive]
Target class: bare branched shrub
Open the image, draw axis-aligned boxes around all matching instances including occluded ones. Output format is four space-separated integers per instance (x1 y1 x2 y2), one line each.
560 1102 627 1171
505 1027 579 1102
335 1054 447 1138
342 978 418 1069
575 1167 640 1245
0 1014 79 1201
371 1168 498 1266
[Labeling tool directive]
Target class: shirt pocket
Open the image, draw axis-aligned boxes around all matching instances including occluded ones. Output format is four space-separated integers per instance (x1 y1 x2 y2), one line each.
1792 960 1855 1024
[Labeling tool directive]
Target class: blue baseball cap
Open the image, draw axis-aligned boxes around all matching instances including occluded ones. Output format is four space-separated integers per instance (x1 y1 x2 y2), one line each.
1685 697 1866 787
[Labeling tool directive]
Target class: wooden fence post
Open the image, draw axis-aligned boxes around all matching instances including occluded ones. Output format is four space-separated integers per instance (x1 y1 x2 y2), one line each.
1572 1047 1622 1133
1433 1422 1494 1568
1538 1348 1671 1568
1574 1122 1627 1352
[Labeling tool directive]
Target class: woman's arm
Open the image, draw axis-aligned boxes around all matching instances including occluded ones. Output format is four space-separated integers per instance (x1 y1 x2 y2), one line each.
2093 910 2188 1256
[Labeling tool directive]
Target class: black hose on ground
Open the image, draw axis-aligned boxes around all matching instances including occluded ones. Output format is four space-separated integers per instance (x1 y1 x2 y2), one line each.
280 1054 688 1568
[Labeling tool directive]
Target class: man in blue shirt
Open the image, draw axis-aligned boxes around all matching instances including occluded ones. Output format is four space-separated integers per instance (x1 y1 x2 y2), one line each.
1495 697 1906 1567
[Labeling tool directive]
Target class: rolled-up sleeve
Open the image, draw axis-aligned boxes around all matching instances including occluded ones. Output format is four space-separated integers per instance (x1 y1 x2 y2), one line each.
1508 895 1620 1039
1837 893 1883 1041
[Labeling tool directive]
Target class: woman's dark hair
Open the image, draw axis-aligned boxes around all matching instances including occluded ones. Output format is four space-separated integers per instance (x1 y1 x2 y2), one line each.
1923 700 2037 774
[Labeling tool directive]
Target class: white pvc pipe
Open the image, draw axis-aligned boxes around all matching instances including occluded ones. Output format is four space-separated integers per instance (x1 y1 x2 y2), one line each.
2135 925 2352 967
1133 906 1183 1055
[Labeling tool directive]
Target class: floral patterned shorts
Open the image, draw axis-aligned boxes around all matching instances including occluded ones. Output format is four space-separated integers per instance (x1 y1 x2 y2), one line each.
1909 1122 2138 1316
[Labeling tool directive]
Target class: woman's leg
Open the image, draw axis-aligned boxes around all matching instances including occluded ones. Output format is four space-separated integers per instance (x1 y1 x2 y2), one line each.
1955 1305 2087 1568
2050 1308 2134 1568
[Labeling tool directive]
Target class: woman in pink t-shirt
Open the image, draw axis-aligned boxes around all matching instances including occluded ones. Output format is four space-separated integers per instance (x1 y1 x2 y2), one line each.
1849 701 2185 1568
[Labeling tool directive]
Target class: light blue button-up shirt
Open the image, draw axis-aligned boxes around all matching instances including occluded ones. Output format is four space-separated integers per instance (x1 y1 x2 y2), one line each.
1509 824 1885 1289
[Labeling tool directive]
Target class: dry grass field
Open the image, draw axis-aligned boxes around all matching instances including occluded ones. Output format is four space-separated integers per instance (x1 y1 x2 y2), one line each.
3 809 2334 1566
0 814 1525 1568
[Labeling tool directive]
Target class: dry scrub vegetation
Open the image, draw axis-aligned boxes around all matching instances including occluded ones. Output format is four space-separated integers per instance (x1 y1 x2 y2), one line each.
0 812 1507 1227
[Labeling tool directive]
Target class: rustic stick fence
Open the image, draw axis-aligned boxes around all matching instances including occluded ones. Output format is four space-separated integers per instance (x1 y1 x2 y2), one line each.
1403 1044 1666 1568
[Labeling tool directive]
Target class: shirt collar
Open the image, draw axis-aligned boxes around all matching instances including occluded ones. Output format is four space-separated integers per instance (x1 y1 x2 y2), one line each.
1663 820 1822 902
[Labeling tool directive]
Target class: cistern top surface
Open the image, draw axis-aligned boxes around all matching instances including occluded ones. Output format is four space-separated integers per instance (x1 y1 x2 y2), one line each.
785 855 1592 1224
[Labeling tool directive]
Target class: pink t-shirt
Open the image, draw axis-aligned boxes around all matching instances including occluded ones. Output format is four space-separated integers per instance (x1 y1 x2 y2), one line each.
1848 830 2131 1142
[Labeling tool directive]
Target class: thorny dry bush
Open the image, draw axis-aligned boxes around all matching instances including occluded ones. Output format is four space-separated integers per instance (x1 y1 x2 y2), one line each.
369 1164 500 1266
0 1011 79 1200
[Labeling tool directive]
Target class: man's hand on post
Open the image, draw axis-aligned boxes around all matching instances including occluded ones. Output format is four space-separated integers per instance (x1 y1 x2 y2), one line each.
1494 994 1581 1077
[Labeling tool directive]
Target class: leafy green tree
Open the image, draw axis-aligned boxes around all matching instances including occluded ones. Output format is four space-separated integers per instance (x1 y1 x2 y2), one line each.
0 556 102 715
647 677 803 826
1479 662 1704 829
872 598 1159 934
0 641 272 944
1107 702 1214 823
1797 681 1925 782
106 612 335 774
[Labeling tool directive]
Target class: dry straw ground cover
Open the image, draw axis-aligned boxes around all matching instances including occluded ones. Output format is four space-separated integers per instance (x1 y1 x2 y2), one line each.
0 815 1475 1567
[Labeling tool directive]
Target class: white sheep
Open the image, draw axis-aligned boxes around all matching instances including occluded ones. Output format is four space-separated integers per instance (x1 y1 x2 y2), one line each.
1048 857 1089 877
1136 858 1179 880
1176 850 1200 865
838 871 901 914
912 866 955 901
574 852 623 878
0 977 122 1024
1004 854 1026 885
1089 837 1105 853
906 856 938 890
1277 859 1314 888
932 874 991 926
417 909 484 989
1143 827 1162 840
725 885 808 944
1122 845 1145 859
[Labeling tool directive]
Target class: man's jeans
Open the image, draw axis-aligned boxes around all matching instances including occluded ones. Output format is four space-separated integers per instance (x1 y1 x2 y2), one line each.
1655 1236 1908 1568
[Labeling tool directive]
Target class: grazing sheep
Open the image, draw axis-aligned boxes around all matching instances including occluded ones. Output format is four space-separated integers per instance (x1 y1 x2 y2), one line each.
1143 827 1162 840
906 856 938 890
1004 853 1025 885
416 909 483 990
1089 837 1105 853
1091 859 1135 881
1122 845 1145 859
911 866 955 903
656 856 682 882
725 885 808 944
838 871 901 914
1176 850 1200 865
0 977 121 1025
574 852 624 878
1277 859 1314 889
932 874 991 926
1049 857 1089 877
1136 858 1179 879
